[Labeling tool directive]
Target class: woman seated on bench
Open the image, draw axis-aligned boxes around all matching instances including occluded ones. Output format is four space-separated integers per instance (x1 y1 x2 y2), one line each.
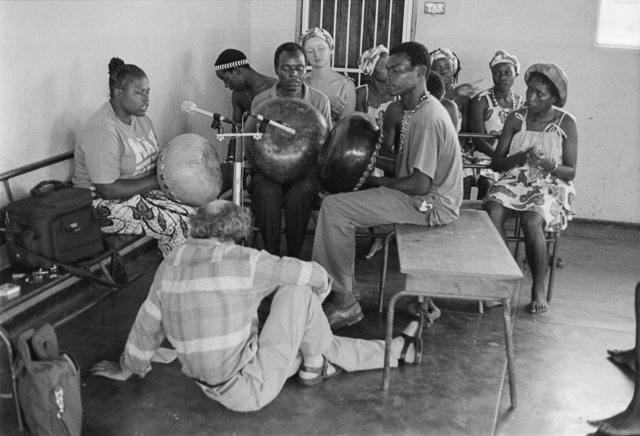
483 63 577 314
72 57 194 256
467 50 524 199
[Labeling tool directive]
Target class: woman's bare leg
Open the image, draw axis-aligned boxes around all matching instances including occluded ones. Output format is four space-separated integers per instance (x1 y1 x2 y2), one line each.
483 201 513 245
589 282 640 435
520 212 548 314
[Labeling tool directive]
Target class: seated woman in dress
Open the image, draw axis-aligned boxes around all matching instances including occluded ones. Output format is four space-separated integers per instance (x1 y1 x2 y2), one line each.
468 50 524 199
355 45 395 129
299 27 356 122
72 58 194 256
483 63 577 314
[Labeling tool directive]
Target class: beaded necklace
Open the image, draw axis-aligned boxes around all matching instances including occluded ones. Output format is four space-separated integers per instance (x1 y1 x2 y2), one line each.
244 87 254 102
489 87 517 113
398 93 429 155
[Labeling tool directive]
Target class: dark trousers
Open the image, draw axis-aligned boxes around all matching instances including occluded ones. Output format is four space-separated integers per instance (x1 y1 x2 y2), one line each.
248 172 321 258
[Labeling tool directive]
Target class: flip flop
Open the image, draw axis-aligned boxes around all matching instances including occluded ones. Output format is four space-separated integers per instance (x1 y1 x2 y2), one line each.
296 357 343 386
399 314 424 365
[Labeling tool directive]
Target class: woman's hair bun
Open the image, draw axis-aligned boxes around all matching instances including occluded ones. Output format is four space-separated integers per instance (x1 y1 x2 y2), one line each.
108 57 125 76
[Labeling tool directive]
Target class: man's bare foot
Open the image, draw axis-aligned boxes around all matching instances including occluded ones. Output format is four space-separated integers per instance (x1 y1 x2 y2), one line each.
588 405 640 435
406 297 441 326
529 287 548 314
363 239 384 259
608 349 637 373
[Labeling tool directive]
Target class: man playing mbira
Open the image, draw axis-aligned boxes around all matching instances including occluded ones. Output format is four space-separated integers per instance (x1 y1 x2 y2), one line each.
312 41 463 330
248 42 332 259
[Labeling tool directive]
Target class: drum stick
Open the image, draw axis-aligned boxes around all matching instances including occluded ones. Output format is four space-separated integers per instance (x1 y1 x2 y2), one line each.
251 114 296 135
181 101 232 124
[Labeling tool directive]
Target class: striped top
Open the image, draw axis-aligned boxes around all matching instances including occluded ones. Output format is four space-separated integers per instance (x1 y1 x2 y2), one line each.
121 238 332 385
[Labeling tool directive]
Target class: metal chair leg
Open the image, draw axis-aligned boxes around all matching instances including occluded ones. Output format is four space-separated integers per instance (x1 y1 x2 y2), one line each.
547 231 561 302
514 215 522 261
378 230 395 313
0 325 23 430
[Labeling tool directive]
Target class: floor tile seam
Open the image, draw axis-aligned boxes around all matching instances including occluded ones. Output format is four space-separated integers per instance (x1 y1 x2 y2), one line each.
514 317 635 334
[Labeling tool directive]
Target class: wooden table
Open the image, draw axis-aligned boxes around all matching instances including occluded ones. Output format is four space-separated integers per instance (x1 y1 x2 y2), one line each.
382 209 523 408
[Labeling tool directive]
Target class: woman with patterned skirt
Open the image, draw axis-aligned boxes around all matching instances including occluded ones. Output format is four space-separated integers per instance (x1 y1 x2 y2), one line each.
468 50 525 199
72 58 194 256
484 63 577 314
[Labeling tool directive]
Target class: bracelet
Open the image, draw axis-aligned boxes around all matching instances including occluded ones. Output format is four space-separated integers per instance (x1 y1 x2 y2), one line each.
549 161 559 173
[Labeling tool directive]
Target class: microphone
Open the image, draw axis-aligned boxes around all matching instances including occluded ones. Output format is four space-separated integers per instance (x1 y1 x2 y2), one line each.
251 114 296 135
181 101 231 125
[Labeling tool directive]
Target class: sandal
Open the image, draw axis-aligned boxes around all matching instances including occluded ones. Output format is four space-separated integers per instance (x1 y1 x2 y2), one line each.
296 357 343 386
399 314 424 365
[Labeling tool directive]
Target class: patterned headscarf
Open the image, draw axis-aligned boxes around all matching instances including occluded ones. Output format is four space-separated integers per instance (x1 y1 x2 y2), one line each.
489 50 520 75
430 48 458 72
429 48 461 83
359 45 389 75
299 27 335 51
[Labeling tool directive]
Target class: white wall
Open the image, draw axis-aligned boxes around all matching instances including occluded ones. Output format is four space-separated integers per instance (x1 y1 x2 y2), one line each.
0 1 248 198
0 0 298 269
1 0 638 222
413 0 640 224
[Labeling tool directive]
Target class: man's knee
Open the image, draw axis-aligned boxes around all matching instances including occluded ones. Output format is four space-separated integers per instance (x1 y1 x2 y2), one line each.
251 180 283 210
285 179 320 204
273 284 314 307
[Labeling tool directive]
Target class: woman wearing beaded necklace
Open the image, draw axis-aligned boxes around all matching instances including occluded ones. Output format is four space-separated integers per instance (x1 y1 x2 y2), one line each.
468 50 524 199
484 63 577 315
300 27 356 122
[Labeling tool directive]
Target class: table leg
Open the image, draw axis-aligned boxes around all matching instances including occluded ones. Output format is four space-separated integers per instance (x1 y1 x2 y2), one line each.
502 297 517 408
382 292 403 390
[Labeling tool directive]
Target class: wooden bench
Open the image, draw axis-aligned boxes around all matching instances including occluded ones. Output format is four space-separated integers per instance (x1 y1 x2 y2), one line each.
382 209 523 408
0 151 154 431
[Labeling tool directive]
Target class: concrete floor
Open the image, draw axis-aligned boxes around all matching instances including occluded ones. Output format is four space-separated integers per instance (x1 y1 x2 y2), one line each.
1 221 639 436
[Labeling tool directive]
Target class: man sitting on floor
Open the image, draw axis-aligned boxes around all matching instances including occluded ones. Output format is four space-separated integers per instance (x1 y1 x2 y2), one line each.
312 41 463 330
91 200 418 412
248 42 331 259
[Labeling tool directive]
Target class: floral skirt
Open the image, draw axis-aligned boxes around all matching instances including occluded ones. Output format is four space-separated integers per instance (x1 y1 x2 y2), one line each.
483 165 576 232
92 190 195 256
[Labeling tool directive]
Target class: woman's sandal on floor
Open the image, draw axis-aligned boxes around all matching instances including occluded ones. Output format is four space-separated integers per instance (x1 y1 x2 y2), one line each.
296 357 343 386
399 314 424 365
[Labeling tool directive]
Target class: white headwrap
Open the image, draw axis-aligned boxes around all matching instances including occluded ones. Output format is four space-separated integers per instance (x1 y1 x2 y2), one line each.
358 45 388 75
429 48 459 73
489 50 520 75
299 27 335 51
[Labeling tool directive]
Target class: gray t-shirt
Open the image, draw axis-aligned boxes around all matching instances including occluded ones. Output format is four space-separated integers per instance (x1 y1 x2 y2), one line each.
72 102 159 189
396 97 462 225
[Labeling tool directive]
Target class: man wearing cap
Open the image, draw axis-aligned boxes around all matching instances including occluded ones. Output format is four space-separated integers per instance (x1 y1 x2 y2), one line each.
215 49 278 124
249 42 331 259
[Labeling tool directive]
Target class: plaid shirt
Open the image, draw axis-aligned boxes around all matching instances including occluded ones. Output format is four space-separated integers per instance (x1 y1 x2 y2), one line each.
121 238 332 385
